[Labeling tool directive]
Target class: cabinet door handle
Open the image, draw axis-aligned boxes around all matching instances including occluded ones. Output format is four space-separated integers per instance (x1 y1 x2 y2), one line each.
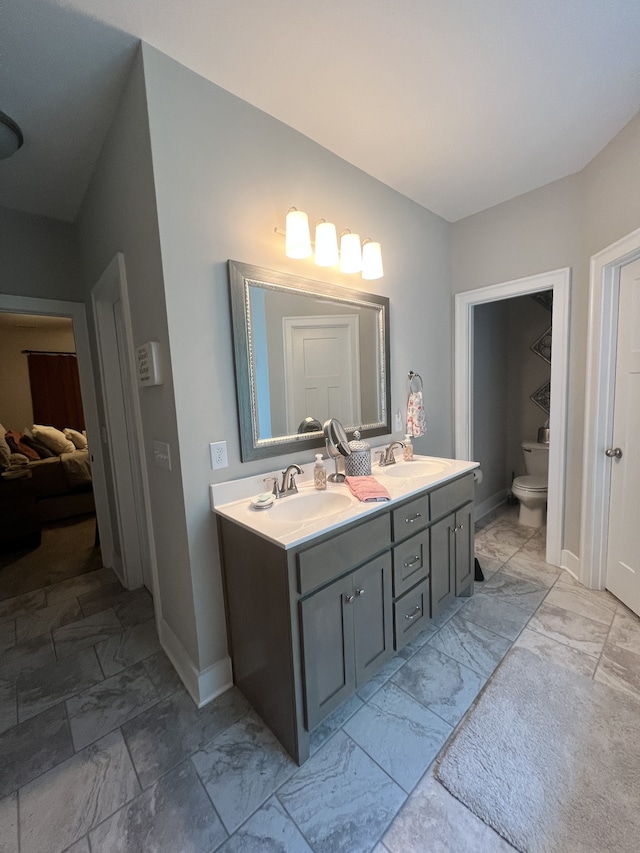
356 587 365 596
344 594 355 603
454 523 464 532
405 605 421 620
405 512 422 524
404 556 420 568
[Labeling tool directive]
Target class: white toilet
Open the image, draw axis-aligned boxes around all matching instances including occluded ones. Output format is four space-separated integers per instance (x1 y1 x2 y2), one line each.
511 441 549 527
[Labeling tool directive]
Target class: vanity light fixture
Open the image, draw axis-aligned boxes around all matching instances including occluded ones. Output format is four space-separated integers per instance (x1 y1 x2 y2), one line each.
285 207 312 259
314 220 339 266
361 239 384 280
0 110 24 160
339 229 362 274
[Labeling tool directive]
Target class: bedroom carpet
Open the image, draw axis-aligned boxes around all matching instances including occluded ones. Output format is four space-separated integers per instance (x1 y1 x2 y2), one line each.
436 647 640 853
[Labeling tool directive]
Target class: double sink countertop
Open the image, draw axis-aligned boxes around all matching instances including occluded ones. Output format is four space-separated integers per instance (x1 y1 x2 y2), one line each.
211 455 479 550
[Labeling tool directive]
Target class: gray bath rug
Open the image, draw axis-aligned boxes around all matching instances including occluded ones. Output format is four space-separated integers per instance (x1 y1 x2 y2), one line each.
436 647 640 853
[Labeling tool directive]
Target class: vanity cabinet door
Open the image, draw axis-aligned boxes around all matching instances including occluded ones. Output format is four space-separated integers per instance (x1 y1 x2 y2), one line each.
300 575 356 731
430 512 456 618
353 553 393 687
454 502 474 595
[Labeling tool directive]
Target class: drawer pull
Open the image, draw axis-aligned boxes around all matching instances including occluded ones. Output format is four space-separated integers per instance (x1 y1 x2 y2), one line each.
356 587 365 597
454 523 464 532
345 594 355 604
405 512 422 524
405 605 421 620
404 555 420 568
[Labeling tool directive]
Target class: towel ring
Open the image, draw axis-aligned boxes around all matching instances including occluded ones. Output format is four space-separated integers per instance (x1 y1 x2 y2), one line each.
408 371 423 393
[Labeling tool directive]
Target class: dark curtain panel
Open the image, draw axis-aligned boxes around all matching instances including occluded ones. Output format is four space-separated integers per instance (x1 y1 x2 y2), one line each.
27 353 85 430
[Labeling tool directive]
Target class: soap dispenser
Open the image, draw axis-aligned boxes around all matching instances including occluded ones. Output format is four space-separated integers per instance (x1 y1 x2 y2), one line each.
313 454 327 490
403 434 414 461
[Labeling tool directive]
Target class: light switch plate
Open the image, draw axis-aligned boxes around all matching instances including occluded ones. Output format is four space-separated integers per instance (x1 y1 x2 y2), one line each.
153 440 171 470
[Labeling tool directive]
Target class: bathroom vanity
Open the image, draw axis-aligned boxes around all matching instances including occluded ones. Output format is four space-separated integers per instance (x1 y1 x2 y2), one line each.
214 457 477 764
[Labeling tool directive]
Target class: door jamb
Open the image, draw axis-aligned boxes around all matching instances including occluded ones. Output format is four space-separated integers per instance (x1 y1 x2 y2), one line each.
580 227 640 589
454 268 571 568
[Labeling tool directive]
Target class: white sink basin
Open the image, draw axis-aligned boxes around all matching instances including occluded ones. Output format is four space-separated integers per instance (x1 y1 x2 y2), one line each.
380 459 450 479
267 491 354 524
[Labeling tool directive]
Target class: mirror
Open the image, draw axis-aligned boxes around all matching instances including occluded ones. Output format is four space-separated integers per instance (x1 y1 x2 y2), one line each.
228 261 391 461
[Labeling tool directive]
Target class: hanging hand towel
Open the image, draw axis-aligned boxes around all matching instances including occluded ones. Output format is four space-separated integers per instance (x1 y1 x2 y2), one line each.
345 476 391 502
406 390 426 437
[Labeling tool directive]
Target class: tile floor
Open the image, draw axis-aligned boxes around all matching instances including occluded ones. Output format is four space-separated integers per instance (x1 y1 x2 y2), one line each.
1 507 639 852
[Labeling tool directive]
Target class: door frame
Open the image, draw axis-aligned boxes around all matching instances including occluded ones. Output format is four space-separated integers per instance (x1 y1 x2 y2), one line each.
454 268 572 568
580 227 640 589
0 293 114 564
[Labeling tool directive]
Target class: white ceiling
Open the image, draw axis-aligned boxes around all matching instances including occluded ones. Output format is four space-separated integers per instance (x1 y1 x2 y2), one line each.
2 0 640 223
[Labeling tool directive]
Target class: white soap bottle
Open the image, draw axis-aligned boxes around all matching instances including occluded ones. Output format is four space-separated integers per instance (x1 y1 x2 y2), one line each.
314 453 327 490
403 434 414 461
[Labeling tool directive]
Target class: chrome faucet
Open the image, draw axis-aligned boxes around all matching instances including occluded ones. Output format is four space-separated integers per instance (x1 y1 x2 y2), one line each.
265 464 304 498
377 441 405 467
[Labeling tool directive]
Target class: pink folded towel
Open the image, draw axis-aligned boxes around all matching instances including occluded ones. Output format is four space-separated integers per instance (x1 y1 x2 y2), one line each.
345 476 391 503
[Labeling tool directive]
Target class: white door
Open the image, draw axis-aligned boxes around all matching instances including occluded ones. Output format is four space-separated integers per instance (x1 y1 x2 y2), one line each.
606 257 640 614
283 315 361 433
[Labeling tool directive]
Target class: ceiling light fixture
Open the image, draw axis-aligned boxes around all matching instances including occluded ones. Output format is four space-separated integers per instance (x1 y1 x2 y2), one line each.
0 110 24 160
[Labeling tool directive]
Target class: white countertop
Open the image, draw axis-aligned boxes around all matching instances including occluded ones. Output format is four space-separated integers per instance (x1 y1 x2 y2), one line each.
211 455 479 550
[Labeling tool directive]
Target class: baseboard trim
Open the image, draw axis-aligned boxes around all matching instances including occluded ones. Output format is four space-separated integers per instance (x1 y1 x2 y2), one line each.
560 549 580 581
157 617 233 707
475 490 508 521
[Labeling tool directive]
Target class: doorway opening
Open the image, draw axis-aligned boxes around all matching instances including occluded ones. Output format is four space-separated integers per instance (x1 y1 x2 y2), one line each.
454 268 571 568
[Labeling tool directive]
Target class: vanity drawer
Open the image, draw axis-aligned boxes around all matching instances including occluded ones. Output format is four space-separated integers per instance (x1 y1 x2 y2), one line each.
392 529 430 597
393 578 430 649
297 513 391 595
392 494 429 542
430 474 474 522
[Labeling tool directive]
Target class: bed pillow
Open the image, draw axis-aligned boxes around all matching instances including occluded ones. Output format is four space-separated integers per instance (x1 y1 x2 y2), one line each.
0 424 10 468
64 428 88 450
20 433 56 459
32 424 75 454
4 429 40 461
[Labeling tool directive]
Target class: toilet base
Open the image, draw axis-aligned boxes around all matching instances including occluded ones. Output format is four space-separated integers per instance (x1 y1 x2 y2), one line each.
518 501 546 528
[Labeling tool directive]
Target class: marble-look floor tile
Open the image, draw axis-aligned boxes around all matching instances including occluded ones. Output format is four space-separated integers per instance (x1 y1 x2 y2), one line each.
141 650 183 699
89 760 227 853
45 571 103 606
16 598 82 644
392 645 486 727
481 571 548 614
309 692 363 756
18 729 140 853
17 646 103 722
0 619 15 652
67 661 160 751
95 567 119 585
0 633 55 682
217 796 312 853
344 682 452 792
500 553 560 588
512 628 598 678
53 610 122 660
76 582 128 617
608 605 640 655
383 773 515 853
0 681 16 735
472 555 504 574
95 619 160 677
544 582 617 626
122 685 249 788
0 703 73 798
428 614 511 677
430 596 468 629
594 643 640 699
113 589 155 627
192 710 296 834
396 625 437 659
0 589 46 624
480 519 534 547
61 838 90 853
278 730 406 853
356 654 406 702
458 593 531 641
527 602 609 657
0 792 18 853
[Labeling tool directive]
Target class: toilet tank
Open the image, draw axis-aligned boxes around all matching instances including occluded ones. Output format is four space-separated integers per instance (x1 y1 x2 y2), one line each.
521 441 549 476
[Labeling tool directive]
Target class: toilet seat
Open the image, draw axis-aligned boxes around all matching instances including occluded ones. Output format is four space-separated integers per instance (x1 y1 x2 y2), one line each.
513 475 547 492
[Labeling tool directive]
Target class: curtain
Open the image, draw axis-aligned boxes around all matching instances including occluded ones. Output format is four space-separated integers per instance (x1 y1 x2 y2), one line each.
27 352 85 430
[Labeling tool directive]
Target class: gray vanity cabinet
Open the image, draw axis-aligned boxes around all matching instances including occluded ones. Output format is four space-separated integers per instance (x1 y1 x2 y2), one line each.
301 552 392 730
429 475 475 618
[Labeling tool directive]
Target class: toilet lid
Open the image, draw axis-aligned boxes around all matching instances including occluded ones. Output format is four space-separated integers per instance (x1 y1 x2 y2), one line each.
513 475 547 491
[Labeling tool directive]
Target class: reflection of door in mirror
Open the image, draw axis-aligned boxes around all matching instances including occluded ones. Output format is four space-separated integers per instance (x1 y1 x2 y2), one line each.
283 315 361 435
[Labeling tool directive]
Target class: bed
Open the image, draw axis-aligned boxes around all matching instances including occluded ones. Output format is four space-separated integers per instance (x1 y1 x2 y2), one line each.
28 449 95 522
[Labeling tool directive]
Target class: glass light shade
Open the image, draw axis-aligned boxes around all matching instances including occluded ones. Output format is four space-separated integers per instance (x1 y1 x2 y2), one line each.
340 231 362 273
314 221 339 266
285 209 312 259
362 240 384 279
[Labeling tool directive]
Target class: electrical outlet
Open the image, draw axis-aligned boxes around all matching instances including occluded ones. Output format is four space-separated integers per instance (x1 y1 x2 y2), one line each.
210 440 228 470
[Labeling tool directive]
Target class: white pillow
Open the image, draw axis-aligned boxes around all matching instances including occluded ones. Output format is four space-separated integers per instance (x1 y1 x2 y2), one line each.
0 424 11 468
32 424 75 454
64 428 88 450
